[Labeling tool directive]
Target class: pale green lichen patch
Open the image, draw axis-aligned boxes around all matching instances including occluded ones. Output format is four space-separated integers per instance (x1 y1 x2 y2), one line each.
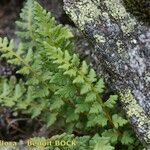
116 40 129 59
65 0 136 36
116 40 125 53
94 35 106 43
65 0 101 30
102 12 110 20
145 72 150 82
120 89 150 144
104 0 136 34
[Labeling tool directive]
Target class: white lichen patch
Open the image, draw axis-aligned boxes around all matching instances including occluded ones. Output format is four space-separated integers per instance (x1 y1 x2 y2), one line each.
104 0 136 34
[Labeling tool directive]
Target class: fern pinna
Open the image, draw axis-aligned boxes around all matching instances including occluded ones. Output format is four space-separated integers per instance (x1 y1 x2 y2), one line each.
0 0 143 149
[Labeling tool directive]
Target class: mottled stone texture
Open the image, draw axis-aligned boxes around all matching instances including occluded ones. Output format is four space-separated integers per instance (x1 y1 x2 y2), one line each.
63 0 150 147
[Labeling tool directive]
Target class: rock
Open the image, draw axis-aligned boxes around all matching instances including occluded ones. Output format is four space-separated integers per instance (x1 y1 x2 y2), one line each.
39 0 64 20
63 0 150 147
39 0 74 25
0 60 15 76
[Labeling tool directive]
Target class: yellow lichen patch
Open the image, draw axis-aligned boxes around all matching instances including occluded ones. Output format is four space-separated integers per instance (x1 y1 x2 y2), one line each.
104 0 136 34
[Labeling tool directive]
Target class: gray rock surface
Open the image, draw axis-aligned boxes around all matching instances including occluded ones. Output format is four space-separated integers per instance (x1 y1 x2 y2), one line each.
63 0 150 147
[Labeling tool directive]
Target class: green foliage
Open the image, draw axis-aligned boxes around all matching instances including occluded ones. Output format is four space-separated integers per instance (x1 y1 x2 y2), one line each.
0 0 144 149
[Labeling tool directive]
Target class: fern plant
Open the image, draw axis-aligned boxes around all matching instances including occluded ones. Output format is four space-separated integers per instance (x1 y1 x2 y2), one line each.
0 0 144 149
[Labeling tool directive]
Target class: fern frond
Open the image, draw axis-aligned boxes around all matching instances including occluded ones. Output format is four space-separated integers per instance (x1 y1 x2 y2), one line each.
0 76 53 120
0 76 26 107
15 0 35 42
0 37 33 74
44 42 100 95
33 1 74 52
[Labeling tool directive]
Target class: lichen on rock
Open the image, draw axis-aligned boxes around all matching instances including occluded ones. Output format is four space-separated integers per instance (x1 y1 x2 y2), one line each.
64 0 150 147
120 89 150 148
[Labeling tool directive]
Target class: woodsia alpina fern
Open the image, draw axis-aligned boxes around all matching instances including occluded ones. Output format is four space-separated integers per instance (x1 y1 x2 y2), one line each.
0 0 144 149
